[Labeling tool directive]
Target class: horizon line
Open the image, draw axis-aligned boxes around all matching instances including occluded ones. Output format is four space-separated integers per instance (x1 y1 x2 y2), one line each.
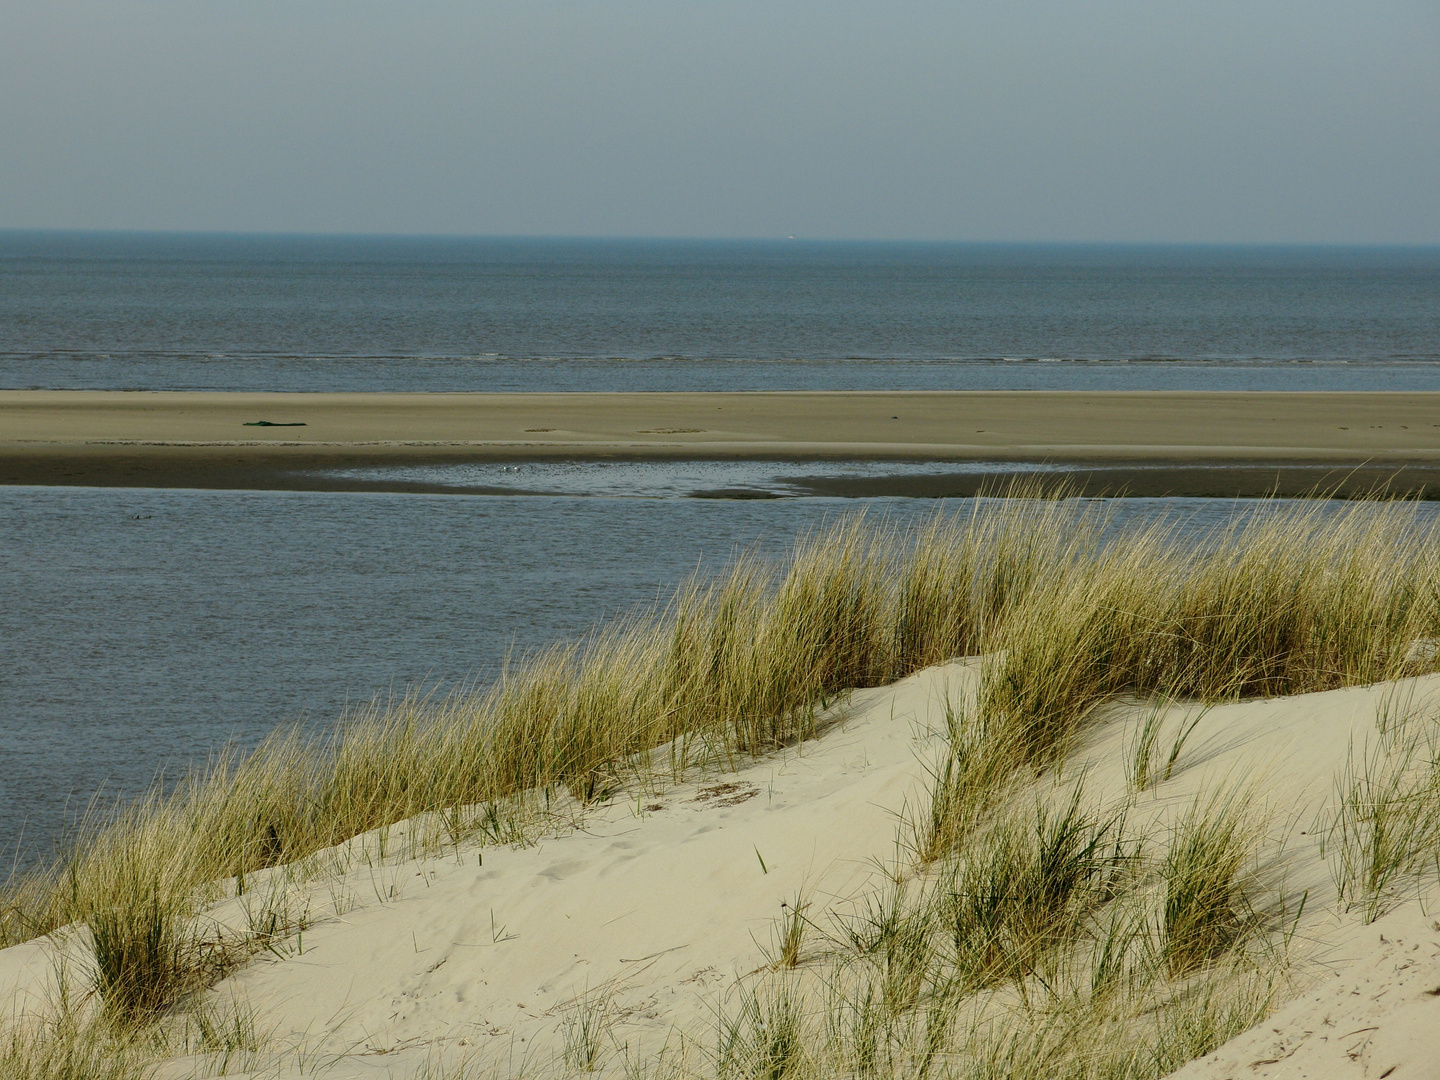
2 227 1439 251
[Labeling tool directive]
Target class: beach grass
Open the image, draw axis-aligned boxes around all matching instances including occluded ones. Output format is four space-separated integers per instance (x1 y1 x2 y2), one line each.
5 486 1440 1077
1327 690 1440 922
714 774 1280 1080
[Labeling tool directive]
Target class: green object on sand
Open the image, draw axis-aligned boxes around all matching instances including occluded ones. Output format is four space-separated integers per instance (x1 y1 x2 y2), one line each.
243 420 307 426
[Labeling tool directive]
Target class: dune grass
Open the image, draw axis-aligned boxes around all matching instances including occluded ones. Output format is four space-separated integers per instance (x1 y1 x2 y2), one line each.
1159 794 1257 975
1328 690 1440 922
710 775 1279 1080
0 1018 155 1080
5 488 1440 1077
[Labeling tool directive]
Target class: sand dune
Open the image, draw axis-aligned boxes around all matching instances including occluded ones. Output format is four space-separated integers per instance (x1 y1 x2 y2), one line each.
6 661 1439 1078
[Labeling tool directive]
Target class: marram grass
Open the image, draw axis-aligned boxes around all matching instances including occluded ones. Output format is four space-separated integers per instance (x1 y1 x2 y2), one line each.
4 488 1440 1079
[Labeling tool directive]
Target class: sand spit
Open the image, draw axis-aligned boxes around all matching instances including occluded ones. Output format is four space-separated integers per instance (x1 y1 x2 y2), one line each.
7 662 1440 1078
4 391 1440 495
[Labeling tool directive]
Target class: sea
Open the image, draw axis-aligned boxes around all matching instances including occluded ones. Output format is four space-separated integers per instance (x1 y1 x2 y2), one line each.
3 232 1439 861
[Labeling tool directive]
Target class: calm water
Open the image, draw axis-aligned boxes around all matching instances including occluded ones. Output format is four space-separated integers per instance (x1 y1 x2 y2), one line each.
0 487 847 859
3 233 1439 392
7 485 1433 862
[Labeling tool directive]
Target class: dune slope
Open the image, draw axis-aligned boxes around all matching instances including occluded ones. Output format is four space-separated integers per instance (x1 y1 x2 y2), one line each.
7 662 1440 1078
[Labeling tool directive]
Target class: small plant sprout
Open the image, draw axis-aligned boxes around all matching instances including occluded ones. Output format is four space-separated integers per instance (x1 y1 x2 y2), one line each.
1131 698 1210 791
1163 703 1210 783
489 909 512 944
187 990 265 1072
1129 697 1169 792
771 893 816 970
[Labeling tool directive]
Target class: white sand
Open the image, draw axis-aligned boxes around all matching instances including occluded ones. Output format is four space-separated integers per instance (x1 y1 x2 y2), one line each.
209 664 964 1074
6 663 1440 1078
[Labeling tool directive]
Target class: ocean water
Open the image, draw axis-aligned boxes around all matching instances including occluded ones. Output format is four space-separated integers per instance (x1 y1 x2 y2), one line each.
3 232 1439 392
0 486 909 859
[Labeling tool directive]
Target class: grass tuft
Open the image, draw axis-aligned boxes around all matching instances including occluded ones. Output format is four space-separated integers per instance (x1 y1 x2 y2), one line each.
1160 794 1256 975
939 786 1127 990
717 979 809 1080
560 984 617 1073
1329 696 1440 922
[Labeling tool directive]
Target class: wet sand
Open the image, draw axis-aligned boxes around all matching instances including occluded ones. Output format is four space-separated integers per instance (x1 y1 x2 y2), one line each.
4 390 1440 497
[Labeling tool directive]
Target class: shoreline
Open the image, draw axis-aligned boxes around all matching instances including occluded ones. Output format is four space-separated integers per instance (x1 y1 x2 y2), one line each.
4 389 1440 496
6 451 1440 500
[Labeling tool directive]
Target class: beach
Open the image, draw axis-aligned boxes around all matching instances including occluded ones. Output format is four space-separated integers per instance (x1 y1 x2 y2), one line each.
3 11 1436 1068
5 389 1440 496
8 321 1440 1080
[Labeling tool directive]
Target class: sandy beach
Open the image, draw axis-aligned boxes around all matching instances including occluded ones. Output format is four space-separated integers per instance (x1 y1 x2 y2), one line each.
4 389 1440 496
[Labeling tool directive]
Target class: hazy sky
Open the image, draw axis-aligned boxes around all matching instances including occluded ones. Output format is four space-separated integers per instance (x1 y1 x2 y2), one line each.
1 1 1436 242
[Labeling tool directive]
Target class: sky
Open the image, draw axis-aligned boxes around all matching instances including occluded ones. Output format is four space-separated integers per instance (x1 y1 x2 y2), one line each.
0 1 1436 243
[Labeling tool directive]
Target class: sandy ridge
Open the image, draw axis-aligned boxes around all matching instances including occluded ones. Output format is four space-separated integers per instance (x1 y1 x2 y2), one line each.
5 390 1440 461
7 390 1440 496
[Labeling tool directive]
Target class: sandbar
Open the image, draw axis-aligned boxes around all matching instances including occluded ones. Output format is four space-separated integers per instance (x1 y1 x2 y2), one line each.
3 389 1440 497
